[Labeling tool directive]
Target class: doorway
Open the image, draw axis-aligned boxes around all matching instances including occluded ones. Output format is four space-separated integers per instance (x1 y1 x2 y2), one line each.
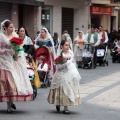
111 16 116 31
62 7 74 40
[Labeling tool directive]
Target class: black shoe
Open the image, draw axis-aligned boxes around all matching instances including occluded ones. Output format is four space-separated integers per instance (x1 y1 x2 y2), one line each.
56 106 60 112
11 103 16 110
63 110 69 114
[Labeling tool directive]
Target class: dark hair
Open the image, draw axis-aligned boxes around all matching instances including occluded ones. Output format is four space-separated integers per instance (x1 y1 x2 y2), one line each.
54 32 58 37
36 31 40 35
39 56 46 69
91 26 96 29
18 26 29 36
26 56 32 63
4 20 12 30
39 56 46 61
60 40 69 46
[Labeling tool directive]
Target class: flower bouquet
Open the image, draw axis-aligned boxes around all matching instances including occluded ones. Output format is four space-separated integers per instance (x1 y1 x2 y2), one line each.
55 52 68 71
10 37 23 60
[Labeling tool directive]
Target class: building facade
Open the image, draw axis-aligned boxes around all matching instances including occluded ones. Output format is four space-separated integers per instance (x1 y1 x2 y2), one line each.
39 0 89 39
90 0 120 32
1 0 119 39
0 0 89 39
0 0 44 39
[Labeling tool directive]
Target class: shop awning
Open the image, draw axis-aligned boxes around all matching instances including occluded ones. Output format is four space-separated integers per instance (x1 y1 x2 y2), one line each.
91 6 112 15
0 0 44 6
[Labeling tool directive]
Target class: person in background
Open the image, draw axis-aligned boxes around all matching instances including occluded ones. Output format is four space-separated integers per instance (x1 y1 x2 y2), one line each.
85 26 100 67
26 56 35 80
35 28 56 78
18 26 34 56
37 56 48 86
61 30 73 51
99 26 108 44
37 56 48 73
109 28 118 46
73 31 87 68
53 32 60 54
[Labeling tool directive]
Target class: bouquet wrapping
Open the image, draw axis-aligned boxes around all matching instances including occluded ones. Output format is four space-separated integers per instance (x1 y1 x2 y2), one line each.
54 52 68 71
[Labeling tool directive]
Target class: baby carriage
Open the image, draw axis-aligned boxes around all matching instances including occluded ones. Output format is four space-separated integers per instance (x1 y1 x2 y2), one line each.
96 44 108 66
35 46 51 88
27 67 37 100
26 57 37 100
111 42 120 63
82 43 96 69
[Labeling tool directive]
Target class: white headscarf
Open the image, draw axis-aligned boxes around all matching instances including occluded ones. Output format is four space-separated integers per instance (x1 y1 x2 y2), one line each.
74 31 85 41
35 28 56 58
1 19 18 38
1 19 9 33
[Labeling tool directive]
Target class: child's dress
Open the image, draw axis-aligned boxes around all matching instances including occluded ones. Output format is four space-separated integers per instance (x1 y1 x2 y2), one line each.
48 50 81 106
26 64 35 80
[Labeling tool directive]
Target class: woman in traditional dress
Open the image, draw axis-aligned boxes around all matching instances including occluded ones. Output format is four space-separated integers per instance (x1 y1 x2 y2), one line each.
0 19 33 112
48 40 81 114
35 28 56 78
73 31 87 68
18 27 40 88
18 26 34 56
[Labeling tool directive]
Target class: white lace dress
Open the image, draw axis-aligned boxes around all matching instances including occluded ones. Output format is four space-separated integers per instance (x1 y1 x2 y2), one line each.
0 33 33 102
48 50 81 106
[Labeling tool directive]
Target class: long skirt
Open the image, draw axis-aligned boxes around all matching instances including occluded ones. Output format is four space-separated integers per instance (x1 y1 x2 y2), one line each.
48 86 81 106
0 69 33 102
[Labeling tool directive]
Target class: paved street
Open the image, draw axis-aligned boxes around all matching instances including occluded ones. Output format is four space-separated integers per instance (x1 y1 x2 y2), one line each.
0 53 120 120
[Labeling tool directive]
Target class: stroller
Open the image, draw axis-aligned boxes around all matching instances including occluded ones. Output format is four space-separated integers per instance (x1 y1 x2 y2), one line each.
111 42 120 63
35 46 51 88
96 44 108 66
27 68 37 100
26 56 37 100
82 43 96 69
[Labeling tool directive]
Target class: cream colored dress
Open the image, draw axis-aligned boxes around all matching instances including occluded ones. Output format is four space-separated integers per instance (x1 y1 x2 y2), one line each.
48 50 81 106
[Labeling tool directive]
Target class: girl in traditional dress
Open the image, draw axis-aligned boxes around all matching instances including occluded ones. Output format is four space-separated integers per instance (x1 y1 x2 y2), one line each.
0 20 33 112
48 40 81 114
73 31 87 68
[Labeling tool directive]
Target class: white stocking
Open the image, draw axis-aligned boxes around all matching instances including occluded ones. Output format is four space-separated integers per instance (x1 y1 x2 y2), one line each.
64 106 68 111
7 102 12 112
